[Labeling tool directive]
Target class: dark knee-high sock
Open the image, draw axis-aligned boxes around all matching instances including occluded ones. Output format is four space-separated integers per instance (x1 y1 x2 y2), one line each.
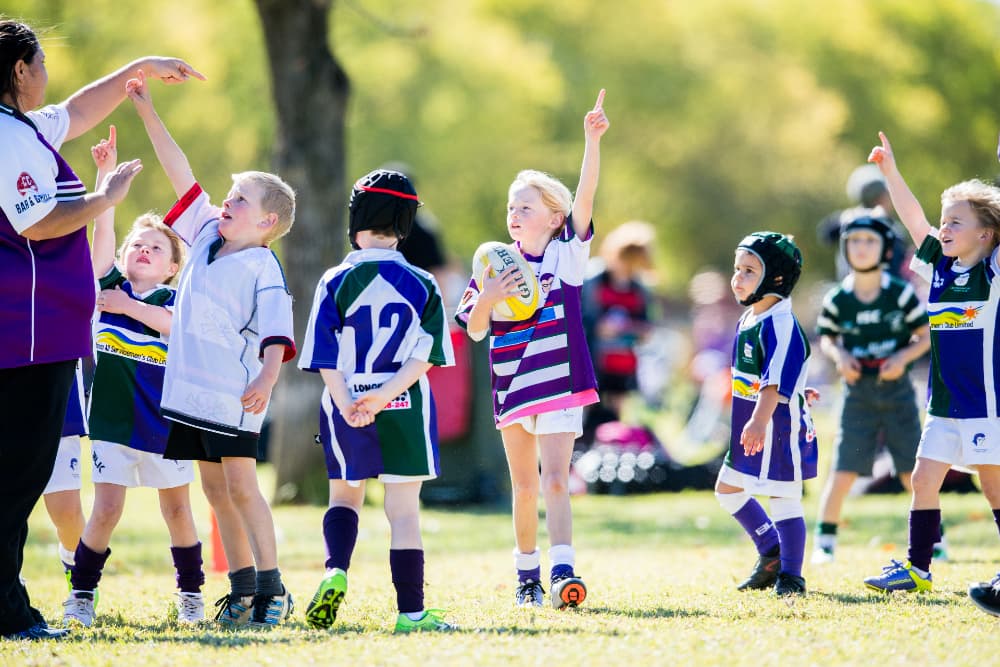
775 517 807 577
992 509 1000 538
170 543 205 593
390 549 424 614
70 541 110 592
907 509 941 572
323 506 359 571
732 498 780 556
228 566 256 597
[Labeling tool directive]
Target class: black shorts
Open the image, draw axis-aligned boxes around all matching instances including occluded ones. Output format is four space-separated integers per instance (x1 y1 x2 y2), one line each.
163 421 260 462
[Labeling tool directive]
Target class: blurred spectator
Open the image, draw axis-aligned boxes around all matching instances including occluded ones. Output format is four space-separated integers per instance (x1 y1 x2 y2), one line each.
582 221 656 430
817 164 913 280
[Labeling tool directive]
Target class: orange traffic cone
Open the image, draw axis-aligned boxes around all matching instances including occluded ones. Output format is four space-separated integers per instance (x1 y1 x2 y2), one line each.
209 510 228 573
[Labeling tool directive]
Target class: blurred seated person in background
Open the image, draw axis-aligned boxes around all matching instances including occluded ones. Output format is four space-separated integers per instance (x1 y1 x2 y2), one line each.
582 221 656 431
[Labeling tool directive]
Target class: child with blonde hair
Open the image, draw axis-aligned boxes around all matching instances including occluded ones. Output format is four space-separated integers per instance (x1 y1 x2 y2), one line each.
63 126 203 627
456 89 609 608
128 71 296 628
860 134 1000 618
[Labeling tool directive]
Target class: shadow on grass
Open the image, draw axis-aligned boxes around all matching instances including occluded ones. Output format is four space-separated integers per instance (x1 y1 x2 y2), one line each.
810 591 956 607
579 605 709 619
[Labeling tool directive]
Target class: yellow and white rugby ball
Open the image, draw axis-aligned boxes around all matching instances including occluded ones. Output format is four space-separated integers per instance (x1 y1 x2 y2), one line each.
472 241 540 321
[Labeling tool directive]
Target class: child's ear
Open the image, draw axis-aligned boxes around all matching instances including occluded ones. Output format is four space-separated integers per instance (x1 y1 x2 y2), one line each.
549 211 566 228
260 212 278 229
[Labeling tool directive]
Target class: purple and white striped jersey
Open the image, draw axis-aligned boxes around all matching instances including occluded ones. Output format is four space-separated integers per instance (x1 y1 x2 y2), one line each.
456 219 599 427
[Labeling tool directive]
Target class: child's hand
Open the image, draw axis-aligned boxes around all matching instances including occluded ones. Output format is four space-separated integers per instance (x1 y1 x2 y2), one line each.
878 353 906 382
740 415 768 456
343 406 374 428
479 265 524 309
836 349 862 385
584 88 609 142
96 286 132 315
241 373 277 415
98 159 143 206
126 70 153 112
804 387 821 407
867 131 897 175
351 389 392 420
91 126 118 171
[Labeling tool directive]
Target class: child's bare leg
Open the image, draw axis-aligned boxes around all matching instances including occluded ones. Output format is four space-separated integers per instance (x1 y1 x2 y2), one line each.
501 424 540 554
816 470 859 524
221 457 277 571
909 457 951 510
538 432 575 546
199 460 254 571
43 490 85 557
384 481 423 549
81 483 127 553
977 464 1000 510
158 485 198 547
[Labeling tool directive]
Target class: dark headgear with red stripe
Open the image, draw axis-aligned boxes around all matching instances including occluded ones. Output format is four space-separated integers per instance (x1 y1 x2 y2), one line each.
348 169 420 250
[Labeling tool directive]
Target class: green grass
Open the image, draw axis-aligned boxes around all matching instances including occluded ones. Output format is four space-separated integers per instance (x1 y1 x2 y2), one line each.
7 462 1000 666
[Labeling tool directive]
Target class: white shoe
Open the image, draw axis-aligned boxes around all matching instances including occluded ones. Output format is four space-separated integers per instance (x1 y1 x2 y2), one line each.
176 592 205 623
63 590 96 627
810 547 835 565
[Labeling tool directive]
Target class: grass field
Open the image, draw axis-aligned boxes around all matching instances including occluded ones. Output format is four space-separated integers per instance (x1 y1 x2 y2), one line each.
6 462 1000 666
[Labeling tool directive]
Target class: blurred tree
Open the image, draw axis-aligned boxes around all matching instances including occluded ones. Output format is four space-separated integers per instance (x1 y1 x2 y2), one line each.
252 0 350 503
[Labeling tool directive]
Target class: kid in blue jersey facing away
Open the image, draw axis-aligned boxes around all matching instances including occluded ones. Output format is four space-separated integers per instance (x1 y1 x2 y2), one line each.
128 72 296 628
298 169 455 633
62 126 203 627
810 216 930 565
455 90 609 609
861 133 1000 618
716 232 817 597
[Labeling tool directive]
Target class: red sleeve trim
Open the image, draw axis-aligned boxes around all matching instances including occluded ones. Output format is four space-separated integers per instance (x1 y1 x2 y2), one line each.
261 336 297 363
163 183 204 227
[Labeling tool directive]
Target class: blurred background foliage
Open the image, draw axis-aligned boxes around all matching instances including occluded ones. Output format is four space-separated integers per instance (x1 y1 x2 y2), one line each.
6 0 1000 293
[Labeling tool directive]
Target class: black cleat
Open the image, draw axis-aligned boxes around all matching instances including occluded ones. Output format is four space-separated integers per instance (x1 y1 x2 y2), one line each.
969 574 1000 617
736 553 781 591
775 572 807 596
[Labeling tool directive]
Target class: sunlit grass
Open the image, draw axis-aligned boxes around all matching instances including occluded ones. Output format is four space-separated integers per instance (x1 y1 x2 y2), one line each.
7 459 1000 665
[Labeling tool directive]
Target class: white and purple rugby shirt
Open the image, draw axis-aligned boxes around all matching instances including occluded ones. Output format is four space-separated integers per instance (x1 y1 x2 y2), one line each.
456 219 599 427
0 103 92 368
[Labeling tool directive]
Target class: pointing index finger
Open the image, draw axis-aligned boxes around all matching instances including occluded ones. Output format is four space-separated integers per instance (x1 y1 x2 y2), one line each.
109 124 117 149
593 88 606 111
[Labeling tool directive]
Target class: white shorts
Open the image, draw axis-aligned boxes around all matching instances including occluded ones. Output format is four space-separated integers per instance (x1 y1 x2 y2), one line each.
91 440 195 489
917 415 1000 468
43 436 83 495
504 407 584 438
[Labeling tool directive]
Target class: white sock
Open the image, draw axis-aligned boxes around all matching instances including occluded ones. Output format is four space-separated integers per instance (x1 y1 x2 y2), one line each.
513 548 541 572
404 610 425 621
549 544 575 568
59 544 76 568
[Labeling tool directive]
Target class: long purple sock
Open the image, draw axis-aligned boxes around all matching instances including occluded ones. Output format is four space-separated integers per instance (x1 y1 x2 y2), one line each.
70 541 110 592
323 506 359 571
732 498 780 555
170 543 205 593
389 549 424 614
775 517 806 577
907 509 941 572
993 509 1000 537
518 567 541 584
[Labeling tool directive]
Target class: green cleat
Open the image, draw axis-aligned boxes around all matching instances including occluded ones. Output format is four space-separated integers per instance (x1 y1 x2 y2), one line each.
394 608 453 633
305 569 348 630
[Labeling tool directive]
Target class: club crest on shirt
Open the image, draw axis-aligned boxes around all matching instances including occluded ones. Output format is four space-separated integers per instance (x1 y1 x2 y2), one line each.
16 171 37 196
954 272 970 287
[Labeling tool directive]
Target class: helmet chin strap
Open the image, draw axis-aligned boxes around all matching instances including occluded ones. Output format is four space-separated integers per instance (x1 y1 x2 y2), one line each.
850 262 882 273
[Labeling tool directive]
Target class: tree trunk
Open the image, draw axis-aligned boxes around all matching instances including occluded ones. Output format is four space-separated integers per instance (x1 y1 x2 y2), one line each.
252 0 349 503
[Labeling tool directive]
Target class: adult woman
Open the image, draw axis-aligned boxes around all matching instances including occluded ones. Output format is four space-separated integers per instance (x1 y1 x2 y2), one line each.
0 19 202 640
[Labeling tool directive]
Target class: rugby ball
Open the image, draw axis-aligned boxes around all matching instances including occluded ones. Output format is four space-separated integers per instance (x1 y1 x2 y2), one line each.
472 241 540 321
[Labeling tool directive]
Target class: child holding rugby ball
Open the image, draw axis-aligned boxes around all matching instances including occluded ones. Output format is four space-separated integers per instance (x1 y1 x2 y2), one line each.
455 89 609 609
